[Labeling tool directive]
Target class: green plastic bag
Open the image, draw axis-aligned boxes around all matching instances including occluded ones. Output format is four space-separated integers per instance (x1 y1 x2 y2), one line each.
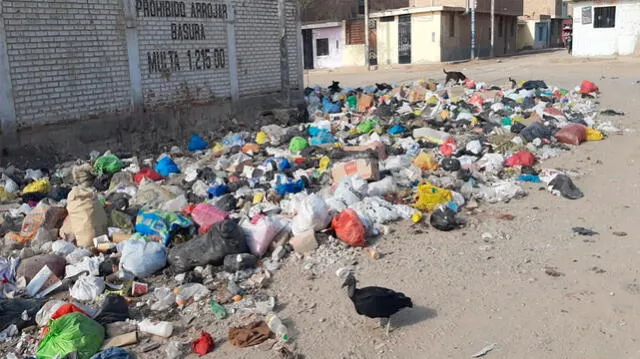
36 313 105 359
94 154 123 175
289 136 308 152
356 118 378 134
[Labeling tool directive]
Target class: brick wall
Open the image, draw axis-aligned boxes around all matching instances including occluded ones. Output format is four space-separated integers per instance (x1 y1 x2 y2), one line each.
2 0 131 127
0 0 302 128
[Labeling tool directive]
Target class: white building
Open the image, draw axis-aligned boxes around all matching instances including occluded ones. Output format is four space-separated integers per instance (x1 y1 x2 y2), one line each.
572 0 640 56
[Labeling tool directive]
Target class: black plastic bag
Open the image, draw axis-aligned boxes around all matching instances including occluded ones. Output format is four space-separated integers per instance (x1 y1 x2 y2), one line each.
520 80 548 90
93 294 129 325
510 122 526 134
430 207 458 232
440 158 461 172
520 122 552 142
168 219 249 273
0 299 44 332
549 174 583 200
215 194 237 212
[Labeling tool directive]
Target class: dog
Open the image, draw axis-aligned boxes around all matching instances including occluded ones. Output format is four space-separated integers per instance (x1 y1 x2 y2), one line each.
443 69 467 84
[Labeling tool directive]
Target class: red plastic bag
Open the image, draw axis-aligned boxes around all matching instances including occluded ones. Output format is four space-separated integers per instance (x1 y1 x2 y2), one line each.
191 331 215 355
555 124 587 145
505 151 536 168
439 138 457 157
332 209 366 247
469 94 484 106
43 303 88 336
134 168 163 184
580 80 599 95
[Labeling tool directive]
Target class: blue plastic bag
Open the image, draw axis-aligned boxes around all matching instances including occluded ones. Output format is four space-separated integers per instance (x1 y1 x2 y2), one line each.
322 97 341 114
188 134 208 152
310 130 335 146
388 124 406 135
118 239 167 278
155 156 180 177
208 184 230 198
518 174 541 183
275 179 305 196
135 210 193 245
90 348 134 359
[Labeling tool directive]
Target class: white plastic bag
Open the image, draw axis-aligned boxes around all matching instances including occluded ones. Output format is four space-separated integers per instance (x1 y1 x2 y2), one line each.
65 248 92 265
242 216 285 257
291 194 330 236
367 176 397 197
35 300 66 327
476 181 525 203
151 287 176 311
51 240 77 256
351 197 402 224
118 239 167 278
70 274 105 301
65 254 103 278
334 176 368 206
477 153 505 172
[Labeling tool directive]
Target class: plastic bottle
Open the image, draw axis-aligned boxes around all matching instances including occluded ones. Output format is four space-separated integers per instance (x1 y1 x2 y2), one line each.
265 313 289 341
138 319 173 338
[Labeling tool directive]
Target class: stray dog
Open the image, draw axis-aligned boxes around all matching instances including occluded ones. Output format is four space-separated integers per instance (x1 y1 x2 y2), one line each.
443 69 467 84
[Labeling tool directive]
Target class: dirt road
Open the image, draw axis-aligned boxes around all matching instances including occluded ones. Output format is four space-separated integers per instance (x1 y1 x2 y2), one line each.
185 52 640 359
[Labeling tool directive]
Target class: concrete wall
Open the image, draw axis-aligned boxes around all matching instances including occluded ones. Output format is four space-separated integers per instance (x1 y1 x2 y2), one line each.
517 21 535 50
573 0 640 56
377 17 399 65
312 26 343 69
343 44 366 66
523 0 562 19
410 0 523 16
0 0 303 158
412 12 441 63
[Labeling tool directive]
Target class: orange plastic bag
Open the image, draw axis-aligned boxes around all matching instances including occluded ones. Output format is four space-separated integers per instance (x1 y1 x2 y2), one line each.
332 209 366 247
413 152 439 171
580 80 599 95
555 124 587 145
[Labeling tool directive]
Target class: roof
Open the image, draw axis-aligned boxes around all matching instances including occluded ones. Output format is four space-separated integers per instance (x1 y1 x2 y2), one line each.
301 21 343 30
369 6 465 18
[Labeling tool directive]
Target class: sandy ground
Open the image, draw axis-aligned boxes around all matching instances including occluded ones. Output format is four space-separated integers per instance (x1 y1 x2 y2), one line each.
9 52 640 359
255 52 640 359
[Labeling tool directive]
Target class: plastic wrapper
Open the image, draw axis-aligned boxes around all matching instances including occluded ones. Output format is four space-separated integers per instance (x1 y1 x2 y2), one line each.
70 275 105 301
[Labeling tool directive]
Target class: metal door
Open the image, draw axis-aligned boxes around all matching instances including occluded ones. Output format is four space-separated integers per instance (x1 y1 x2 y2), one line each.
398 15 411 64
302 29 314 70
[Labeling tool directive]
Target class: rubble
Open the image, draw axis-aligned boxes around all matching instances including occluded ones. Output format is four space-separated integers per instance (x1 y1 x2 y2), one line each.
0 74 614 358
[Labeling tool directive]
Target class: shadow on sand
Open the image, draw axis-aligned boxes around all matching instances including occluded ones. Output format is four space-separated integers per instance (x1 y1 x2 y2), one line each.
393 305 438 328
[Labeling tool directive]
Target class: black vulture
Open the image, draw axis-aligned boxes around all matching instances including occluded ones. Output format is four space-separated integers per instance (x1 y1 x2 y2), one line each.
342 273 413 335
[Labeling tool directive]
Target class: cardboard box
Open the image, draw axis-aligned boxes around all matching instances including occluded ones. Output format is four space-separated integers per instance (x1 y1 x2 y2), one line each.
342 142 388 160
332 158 379 184
357 94 374 112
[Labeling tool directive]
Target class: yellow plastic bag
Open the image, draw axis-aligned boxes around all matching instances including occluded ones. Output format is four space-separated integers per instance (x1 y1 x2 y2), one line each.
586 127 604 141
413 152 439 171
414 183 452 211
22 179 51 195
319 156 331 172
256 132 268 145
212 142 224 152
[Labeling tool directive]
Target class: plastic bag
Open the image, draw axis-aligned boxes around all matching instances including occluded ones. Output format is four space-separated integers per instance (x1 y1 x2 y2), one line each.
90 348 134 359
288 136 308 152
352 197 404 224
0 299 43 332
188 134 208 152
70 274 105 301
291 194 330 235
133 168 163 183
505 151 536 168
191 203 229 234
94 155 123 175
548 174 583 200
414 183 453 211
334 176 368 206
155 156 180 177
430 206 458 231
477 153 505 172
64 186 108 248
191 331 215 355
367 176 397 197
168 220 249 273
440 158 461 172
135 210 192 245
413 152 439 171
586 127 604 141
242 216 284 257
36 312 105 359
332 209 366 247
5 203 66 244
93 294 129 325
118 239 167 278
23 179 52 195
580 80 599 94
555 124 587 145
520 122 552 142
476 181 525 203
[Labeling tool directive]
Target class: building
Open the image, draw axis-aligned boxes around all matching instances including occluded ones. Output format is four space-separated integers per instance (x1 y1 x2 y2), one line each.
0 0 304 158
571 0 640 56
301 20 366 69
370 0 523 64
517 0 571 50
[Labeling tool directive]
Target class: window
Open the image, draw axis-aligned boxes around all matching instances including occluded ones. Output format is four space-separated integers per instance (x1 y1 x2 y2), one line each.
594 6 615 28
498 16 503 37
380 16 394 22
449 14 455 37
316 38 329 56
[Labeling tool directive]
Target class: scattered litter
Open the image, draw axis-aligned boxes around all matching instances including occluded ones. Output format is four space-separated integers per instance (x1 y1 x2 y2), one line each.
471 343 496 358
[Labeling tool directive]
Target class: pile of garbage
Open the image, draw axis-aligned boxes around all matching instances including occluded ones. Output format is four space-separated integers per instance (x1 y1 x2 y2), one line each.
0 76 619 358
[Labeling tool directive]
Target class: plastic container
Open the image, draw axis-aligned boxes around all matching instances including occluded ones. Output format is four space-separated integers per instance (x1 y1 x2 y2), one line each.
266 313 289 341
138 319 173 338
174 283 210 307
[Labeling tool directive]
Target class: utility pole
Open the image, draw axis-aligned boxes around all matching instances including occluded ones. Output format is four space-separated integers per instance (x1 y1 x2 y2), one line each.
490 0 495 57
364 0 370 68
470 0 476 60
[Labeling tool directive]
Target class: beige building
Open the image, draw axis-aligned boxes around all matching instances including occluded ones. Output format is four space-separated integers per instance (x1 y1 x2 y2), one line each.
517 0 571 50
371 2 521 64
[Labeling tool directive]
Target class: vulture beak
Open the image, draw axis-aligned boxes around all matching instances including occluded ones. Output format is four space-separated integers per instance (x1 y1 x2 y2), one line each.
341 274 355 288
